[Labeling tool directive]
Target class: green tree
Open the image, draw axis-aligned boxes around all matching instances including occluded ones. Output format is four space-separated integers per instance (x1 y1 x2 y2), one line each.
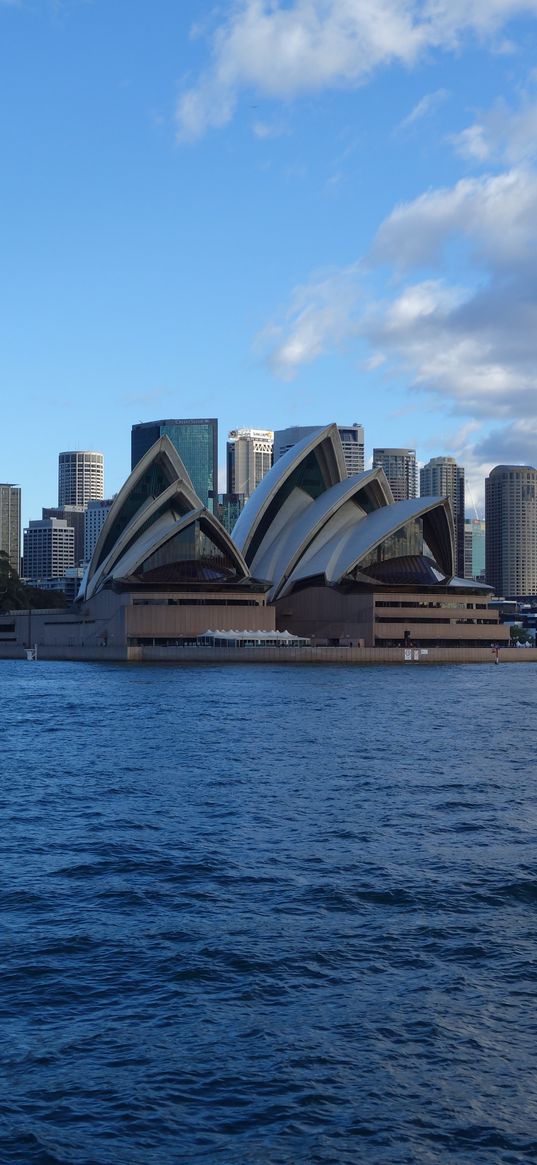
25 585 68 609
509 624 534 646
0 551 68 611
0 550 27 610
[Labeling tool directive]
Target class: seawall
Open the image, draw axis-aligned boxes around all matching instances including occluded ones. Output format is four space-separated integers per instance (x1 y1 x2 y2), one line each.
1 644 536 664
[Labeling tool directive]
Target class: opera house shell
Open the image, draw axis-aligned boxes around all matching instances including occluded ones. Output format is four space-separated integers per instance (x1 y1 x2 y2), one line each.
0 425 507 657
70 423 503 650
232 424 504 648
72 436 276 647
80 436 251 602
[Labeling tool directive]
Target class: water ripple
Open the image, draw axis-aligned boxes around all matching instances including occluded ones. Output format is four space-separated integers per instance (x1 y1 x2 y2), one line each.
1 660 537 1164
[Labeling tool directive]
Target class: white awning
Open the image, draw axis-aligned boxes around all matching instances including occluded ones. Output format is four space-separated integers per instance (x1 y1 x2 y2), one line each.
200 629 310 644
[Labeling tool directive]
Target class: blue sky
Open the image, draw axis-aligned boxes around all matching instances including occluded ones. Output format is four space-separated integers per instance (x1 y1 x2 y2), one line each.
2 0 537 525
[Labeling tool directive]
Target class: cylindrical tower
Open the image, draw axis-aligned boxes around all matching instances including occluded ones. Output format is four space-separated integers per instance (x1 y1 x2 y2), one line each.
58 451 104 507
485 464 537 596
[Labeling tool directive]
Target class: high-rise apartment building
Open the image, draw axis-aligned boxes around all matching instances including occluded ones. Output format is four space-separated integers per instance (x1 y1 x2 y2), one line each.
274 424 365 477
420 456 465 577
485 465 537 596
226 429 273 497
23 518 75 583
372 448 418 501
273 426 317 461
84 498 115 563
337 424 365 475
464 519 486 581
0 484 21 573
43 505 86 566
58 451 104 507
131 419 217 512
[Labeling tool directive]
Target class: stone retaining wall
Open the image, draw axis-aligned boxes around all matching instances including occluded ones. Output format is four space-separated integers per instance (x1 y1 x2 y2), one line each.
1 644 536 664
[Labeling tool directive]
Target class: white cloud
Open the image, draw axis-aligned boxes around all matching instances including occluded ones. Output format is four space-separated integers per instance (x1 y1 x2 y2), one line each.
176 0 537 140
450 96 537 165
369 175 537 417
364 276 537 419
398 88 449 131
258 159 537 472
239 44 537 476
420 0 537 39
373 168 537 269
256 263 362 378
364 352 386 371
454 418 537 512
473 419 537 465
381 279 468 327
449 123 492 162
252 119 286 138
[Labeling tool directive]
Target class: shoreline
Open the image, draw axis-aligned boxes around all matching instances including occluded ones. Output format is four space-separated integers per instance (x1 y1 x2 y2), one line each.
1 644 536 665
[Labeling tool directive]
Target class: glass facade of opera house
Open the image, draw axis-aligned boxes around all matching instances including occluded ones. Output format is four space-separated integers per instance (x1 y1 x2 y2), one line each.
137 521 244 585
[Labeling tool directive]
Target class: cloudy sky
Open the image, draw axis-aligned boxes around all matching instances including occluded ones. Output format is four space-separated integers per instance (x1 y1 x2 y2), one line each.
2 0 537 523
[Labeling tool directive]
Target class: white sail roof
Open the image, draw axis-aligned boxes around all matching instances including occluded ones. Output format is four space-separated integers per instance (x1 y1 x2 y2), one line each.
257 469 393 599
232 424 347 564
80 436 249 600
278 496 455 595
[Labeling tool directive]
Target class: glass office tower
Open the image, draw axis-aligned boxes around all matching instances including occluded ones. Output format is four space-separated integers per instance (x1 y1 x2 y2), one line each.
464 518 486 581
131 419 218 512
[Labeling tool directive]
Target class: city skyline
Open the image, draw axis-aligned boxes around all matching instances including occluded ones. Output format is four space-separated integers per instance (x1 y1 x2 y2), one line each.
12 415 537 532
2 2 537 529
8 418 537 599
11 411 514 531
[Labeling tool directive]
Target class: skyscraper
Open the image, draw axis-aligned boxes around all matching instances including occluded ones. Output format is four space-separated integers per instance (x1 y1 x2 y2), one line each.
420 456 465 577
274 424 365 477
0 484 21 574
337 424 365 475
58 451 104 507
43 505 86 566
84 498 115 563
217 492 246 534
372 448 418 501
485 465 537 596
131 419 217 512
23 518 75 583
273 426 317 462
464 519 486 581
226 429 273 497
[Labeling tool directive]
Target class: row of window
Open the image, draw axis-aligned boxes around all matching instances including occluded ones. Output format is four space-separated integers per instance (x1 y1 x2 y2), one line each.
375 600 489 610
375 638 505 648
132 597 260 607
375 617 497 625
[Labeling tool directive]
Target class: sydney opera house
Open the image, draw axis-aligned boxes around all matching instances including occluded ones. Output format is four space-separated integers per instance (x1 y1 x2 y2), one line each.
0 425 509 658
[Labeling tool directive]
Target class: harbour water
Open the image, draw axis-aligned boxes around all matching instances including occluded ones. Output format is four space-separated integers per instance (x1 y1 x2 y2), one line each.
1 660 537 1164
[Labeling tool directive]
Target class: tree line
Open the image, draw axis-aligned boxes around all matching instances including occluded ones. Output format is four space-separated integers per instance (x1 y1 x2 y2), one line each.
0 551 68 611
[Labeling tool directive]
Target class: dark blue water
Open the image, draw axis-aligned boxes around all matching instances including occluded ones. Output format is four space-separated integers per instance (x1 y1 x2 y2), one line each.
1 660 537 1164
